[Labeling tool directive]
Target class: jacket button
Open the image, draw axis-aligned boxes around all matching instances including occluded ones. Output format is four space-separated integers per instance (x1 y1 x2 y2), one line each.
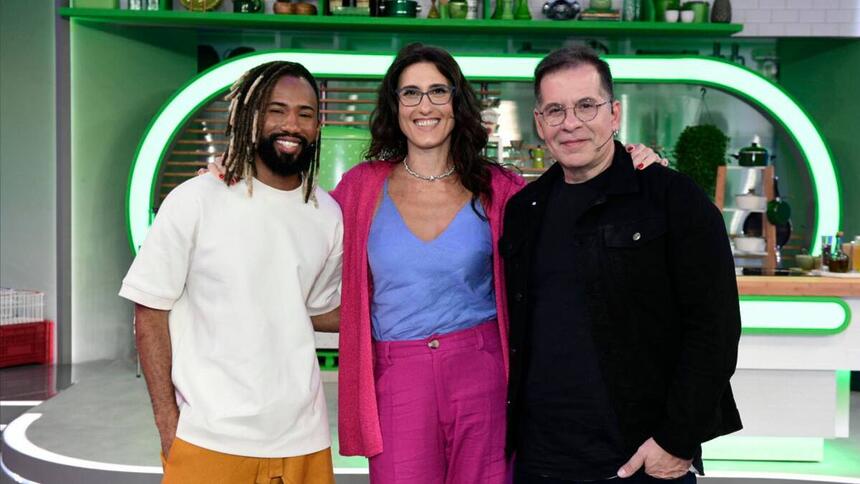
511 347 518 353
506 400 512 405
632 232 641 241
514 292 524 302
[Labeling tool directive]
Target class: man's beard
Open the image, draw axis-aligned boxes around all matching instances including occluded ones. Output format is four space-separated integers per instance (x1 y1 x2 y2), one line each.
257 132 314 177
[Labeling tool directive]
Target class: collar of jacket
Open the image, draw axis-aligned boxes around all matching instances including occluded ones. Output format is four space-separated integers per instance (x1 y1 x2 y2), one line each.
526 140 640 207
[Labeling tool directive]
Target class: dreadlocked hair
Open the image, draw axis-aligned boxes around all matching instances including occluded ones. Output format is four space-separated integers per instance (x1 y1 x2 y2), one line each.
221 61 322 205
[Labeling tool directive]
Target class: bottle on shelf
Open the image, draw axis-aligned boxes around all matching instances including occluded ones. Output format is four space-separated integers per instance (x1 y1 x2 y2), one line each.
622 0 640 20
829 232 850 273
821 234 833 268
844 236 857 272
853 236 860 272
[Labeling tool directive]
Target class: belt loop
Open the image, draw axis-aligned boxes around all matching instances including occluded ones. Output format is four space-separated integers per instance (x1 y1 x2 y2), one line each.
255 459 268 484
269 457 284 479
476 325 485 350
383 342 392 365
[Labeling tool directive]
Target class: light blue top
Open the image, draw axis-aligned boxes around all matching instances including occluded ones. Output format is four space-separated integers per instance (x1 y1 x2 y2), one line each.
368 180 497 341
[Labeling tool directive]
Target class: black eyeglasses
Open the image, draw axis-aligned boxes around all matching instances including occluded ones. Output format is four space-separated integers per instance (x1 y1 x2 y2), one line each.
395 85 456 107
537 99 610 127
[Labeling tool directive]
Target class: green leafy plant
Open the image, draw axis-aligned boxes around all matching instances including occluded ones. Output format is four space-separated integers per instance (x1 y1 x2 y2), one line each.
673 124 729 199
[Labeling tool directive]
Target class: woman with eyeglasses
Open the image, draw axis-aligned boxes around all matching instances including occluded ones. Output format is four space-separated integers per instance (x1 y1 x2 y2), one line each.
331 43 664 484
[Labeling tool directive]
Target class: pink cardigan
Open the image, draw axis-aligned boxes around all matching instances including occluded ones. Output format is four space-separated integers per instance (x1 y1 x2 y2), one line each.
331 161 526 457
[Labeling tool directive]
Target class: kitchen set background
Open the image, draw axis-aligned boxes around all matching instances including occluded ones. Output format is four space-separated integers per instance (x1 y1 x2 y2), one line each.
3 0 858 363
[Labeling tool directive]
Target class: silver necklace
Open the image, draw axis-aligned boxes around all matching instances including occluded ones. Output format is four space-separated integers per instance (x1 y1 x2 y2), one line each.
402 158 455 182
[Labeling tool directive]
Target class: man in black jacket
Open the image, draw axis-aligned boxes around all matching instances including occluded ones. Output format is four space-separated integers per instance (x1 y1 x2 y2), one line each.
501 46 742 484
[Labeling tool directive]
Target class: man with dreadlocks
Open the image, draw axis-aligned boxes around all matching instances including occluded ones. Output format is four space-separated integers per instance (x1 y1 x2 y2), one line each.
120 61 342 484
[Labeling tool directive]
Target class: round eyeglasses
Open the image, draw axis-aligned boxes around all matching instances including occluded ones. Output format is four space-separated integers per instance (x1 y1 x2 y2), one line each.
396 85 456 107
537 99 610 127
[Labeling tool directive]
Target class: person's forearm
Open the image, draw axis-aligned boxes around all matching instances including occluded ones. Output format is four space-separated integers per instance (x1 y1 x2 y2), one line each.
311 306 340 332
135 304 179 451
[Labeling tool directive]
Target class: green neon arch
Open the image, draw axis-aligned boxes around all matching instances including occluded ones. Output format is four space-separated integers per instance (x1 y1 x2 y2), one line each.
126 51 841 256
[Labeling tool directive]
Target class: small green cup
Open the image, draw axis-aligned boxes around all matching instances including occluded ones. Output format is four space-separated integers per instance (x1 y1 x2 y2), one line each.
448 0 468 18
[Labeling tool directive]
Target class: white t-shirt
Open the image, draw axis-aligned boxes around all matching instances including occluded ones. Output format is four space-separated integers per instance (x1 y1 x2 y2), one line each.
119 175 343 458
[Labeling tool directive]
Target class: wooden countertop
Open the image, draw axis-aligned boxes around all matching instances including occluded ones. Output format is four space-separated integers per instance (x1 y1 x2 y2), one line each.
738 276 860 297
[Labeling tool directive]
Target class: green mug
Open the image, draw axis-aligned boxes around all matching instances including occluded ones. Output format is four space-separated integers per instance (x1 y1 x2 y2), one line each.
683 0 709 22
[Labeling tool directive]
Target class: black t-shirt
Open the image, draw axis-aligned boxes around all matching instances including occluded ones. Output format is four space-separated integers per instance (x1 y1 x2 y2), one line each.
515 167 626 481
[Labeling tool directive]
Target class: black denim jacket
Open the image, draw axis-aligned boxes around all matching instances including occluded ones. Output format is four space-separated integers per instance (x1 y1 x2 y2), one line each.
500 141 743 467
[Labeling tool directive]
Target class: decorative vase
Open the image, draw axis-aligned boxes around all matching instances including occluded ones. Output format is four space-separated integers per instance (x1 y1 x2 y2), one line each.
492 0 515 19
514 0 532 19
428 0 441 18
466 0 478 18
711 0 731 22
639 0 654 20
439 0 449 17
622 0 640 21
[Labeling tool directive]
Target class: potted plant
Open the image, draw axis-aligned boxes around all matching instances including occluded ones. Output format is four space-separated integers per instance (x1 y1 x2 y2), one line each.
673 124 728 199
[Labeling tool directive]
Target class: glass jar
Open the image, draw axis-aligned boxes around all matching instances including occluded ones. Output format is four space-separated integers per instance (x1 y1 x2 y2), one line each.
829 233 850 273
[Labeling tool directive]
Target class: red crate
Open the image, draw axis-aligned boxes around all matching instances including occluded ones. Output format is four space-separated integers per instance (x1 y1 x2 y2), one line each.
0 320 54 368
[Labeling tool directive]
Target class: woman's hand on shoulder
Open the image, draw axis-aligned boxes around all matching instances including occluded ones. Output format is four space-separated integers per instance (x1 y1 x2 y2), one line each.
196 158 226 180
626 143 669 171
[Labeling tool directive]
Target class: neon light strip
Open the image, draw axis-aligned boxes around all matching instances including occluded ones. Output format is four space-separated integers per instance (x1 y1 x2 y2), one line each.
127 52 840 254
703 471 860 484
3 414 163 474
334 468 369 474
739 297 850 333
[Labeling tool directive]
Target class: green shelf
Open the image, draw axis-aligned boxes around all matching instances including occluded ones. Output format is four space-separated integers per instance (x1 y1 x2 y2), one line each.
60 8 742 37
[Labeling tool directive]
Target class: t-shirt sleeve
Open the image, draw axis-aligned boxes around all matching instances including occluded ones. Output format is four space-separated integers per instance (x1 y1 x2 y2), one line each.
118 184 200 310
306 211 343 316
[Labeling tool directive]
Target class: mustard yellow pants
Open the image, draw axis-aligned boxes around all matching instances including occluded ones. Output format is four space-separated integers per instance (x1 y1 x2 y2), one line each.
161 437 335 484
